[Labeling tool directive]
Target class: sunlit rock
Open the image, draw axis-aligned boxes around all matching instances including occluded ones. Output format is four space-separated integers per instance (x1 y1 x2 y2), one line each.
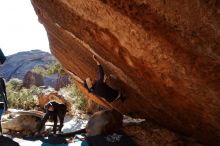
31 0 220 145
2 111 44 135
38 91 72 112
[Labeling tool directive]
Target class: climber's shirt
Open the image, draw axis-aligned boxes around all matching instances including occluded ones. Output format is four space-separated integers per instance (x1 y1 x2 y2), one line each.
86 65 119 102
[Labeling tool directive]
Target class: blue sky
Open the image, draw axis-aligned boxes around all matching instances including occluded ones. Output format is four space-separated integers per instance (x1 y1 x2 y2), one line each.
0 0 50 56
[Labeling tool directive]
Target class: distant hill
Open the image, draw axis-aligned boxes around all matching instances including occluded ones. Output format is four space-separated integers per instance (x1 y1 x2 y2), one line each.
0 50 55 81
0 50 70 90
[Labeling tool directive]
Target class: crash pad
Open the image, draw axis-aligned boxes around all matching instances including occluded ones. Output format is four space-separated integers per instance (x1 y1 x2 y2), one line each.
41 141 88 146
15 138 88 146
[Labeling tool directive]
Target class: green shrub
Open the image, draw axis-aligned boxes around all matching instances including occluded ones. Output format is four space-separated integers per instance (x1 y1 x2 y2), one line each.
6 78 23 91
31 65 47 76
75 95 87 111
6 78 87 111
59 83 87 111
46 63 62 76
32 62 62 76
6 79 42 110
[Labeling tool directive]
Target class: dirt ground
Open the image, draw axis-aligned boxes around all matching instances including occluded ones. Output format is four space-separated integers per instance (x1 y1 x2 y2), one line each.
12 114 205 146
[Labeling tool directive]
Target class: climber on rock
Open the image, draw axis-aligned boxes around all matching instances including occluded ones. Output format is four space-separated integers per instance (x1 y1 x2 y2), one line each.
0 49 8 136
84 55 125 103
37 101 67 135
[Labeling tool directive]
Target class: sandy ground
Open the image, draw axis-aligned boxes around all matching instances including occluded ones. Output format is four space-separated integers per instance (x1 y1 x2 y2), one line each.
13 114 88 146
4 110 204 146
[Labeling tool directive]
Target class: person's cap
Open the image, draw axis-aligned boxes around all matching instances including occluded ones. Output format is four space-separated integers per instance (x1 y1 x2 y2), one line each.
85 77 93 89
0 49 6 64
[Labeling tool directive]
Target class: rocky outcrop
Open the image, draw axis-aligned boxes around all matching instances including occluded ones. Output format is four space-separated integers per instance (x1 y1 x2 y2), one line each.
31 0 220 145
55 74 71 90
44 73 71 90
23 71 71 91
23 71 44 88
23 71 71 90
38 91 72 112
0 50 71 89
2 111 44 136
0 50 55 81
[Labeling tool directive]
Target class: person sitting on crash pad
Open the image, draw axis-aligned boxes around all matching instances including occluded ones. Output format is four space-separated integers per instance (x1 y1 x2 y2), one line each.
0 49 8 136
85 110 138 146
84 55 125 103
37 101 67 134
55 110 137 146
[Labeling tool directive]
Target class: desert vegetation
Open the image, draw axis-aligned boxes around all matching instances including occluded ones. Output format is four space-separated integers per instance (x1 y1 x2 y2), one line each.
32 62 63 76
6 78 87 111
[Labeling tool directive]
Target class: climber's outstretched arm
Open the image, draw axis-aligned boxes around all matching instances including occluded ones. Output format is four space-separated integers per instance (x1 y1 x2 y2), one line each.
93 55 104 82
93 55 100 65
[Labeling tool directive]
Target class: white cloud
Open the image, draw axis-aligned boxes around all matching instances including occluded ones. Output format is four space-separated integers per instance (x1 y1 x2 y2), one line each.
0 0 50 56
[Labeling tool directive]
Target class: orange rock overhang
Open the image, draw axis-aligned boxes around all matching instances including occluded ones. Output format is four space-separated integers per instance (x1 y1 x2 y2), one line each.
31 0 220 145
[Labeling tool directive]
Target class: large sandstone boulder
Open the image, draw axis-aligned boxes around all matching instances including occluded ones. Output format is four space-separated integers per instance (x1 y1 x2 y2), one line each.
31 0 220 145
86 110 123 137
2 111 44 135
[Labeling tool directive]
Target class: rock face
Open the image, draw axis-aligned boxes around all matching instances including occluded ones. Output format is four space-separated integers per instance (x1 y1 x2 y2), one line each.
0 50 55 81
123 121 204 146
23 71 44 88
44 73 71 90
2 111 44 136
23 71 71 90
31 0 220 145
54 74 71 90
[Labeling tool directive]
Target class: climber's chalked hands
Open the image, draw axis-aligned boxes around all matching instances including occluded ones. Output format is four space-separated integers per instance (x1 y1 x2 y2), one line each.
93 55 100 65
